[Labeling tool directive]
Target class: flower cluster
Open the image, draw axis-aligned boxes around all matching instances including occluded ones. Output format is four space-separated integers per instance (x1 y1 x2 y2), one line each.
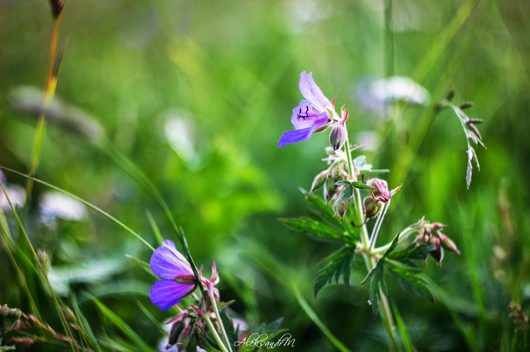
414 221 461 264
278 71 347 149
278 71 468 348
149 240 231 351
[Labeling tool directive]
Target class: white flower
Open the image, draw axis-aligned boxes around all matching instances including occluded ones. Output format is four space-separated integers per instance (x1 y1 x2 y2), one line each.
357 76 430 117
39 191 87 225
0 185 26 210
163 110 196 163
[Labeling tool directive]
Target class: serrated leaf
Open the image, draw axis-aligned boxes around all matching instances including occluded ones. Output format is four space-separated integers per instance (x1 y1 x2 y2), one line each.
368 263 384 313
314 245 355 296
279 217 346 243
387 262 433 299
388 243 430 263
303 192 344 229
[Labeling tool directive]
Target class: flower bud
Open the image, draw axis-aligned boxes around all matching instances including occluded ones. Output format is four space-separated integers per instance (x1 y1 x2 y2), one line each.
49 0 65 19
329 124 347 151
310 170 329 193
364 196 382 218
334 201 348 219
439 233 461 255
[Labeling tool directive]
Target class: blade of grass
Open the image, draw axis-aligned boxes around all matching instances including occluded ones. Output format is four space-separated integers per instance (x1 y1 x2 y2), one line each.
292 284 351 352
0 181 78 352
136 301 166 335
242 239 351 351
391 0 487 186
146 210 164 246
0 165 153 251
25 10 64 208
70 294 102 352
0 216 40 318
86 294 151 352
393 304 414 352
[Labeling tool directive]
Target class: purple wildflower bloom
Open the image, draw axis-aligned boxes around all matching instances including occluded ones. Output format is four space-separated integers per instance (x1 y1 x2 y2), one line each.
150 240 197 311
278 71 333 147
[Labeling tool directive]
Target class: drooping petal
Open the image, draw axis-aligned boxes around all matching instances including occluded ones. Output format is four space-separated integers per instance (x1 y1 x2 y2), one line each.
150 240 193 280
150 280 196 311
290 100 329 130
278 115 329 147
299 71 331 111
278 128 314 147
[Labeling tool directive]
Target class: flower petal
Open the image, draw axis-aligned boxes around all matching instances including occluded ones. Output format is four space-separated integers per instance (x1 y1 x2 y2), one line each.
150 280 195 311
278 127 313 147
150 240 193 279
278 115 328 147
299 71 331 111
291 100 328 130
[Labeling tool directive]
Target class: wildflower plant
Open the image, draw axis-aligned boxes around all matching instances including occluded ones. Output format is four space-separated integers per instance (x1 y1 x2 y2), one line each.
279 71 483 349
148 232 235 352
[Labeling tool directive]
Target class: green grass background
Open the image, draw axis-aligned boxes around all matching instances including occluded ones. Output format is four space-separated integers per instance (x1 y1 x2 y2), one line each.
1 0 529 351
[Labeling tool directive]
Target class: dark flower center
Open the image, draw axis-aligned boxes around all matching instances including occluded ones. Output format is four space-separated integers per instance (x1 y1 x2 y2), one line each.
174 275 197 285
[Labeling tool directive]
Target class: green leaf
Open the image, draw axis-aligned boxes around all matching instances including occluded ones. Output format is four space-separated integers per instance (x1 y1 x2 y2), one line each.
304 192 354 234
48 257 126 296
368 263 385 313
352 181 372 190
388 243 431 269
279 217 346 243
386 262 432 299
334 184 353 206
314 245 356 296
361 232 403 312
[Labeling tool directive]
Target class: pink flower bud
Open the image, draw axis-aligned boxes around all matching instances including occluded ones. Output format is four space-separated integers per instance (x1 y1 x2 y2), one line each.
329 124 347 150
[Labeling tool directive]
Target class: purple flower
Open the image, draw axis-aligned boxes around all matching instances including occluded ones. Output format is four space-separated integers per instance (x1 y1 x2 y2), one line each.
368 178 401 203
150 240 197 311
278 71 333 147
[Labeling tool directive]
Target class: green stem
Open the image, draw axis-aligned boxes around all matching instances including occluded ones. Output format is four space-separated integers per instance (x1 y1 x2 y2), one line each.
343 133 398 351
379 288 399 352
207 288 233 352
204 316 229 352
369 200 390 249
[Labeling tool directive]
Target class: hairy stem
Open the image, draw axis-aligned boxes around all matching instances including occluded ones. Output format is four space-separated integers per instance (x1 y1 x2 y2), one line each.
207 288 233 352
204 316 229 352
369 200 390 249
343 134 398 351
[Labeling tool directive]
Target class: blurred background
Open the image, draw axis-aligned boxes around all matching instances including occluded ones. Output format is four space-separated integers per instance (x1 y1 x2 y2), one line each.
1 0 529 350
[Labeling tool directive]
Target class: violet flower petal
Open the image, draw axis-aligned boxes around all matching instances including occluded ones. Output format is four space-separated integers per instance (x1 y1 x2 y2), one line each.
291 100 328 130
278 115 329 147
150 240 193 280
150 280 196 311
299 71 331 111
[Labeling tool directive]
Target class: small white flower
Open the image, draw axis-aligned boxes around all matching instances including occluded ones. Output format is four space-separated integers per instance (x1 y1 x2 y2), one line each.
163 110 196 163
357 76 430 117
39 191 87 225
0 185 26 210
